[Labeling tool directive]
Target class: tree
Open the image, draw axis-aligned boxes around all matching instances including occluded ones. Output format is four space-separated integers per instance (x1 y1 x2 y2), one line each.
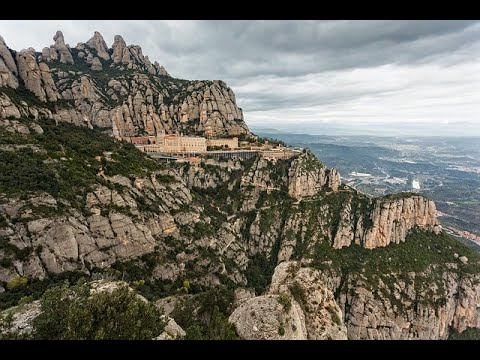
182 280 190 294
33 283 166 340
33 282 73 339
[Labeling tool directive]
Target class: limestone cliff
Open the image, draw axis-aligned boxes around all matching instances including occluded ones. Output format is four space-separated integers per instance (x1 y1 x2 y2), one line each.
231 259 480 340
0 31 250 138
332 195 441 249
1 32 480 339
0 36 18 89
230 262 347 340
0 120 221 286
1 120 479 339
340 270 480 339
362 195 441 249
288 150 341 199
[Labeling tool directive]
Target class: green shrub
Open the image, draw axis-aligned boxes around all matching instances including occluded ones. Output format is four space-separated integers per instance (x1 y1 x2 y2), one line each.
182 280 190 293
329 307 341 325
132 279 145 287
244 253 275 295
0 271 85 310
18 295 34 306
0 214 8 228
448 327 480 340
6 276 28 290
171 286 238 340
278 293 292 312
0 149 60 196
289 281 307 308
155 173 175 184
33 283 166 340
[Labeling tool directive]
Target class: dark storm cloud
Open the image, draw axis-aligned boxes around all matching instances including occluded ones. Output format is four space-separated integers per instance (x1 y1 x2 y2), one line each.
0 20 479 134
151 20 480 79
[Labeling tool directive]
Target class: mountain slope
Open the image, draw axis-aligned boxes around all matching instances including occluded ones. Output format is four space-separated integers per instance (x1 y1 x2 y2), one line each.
1 31 480 340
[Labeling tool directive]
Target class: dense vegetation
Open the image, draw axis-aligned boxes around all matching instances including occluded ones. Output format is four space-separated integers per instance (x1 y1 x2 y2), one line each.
448 327 480 340
170 286 238 340
311 229 480 277
0 280 167 340
0 119 162 214
33 282 166 340
0 271 87 311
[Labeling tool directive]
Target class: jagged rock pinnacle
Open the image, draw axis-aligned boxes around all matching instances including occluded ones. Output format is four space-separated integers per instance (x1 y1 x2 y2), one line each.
53 30 65 45
86 31 110 61
112 35 128 64
52 30 74 64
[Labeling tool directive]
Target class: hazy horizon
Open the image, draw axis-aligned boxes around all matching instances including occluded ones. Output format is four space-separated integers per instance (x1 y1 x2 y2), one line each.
249 121 480 138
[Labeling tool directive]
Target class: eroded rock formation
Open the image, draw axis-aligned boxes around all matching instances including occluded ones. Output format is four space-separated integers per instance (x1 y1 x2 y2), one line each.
0 30 250 137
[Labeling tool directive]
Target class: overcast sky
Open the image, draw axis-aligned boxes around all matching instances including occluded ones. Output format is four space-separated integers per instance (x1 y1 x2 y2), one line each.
1 20 479 136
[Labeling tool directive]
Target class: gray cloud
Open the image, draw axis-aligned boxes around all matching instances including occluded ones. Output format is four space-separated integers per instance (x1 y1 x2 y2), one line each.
0 20 479 135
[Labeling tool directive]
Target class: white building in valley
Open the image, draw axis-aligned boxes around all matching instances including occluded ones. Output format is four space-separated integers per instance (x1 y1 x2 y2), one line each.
412 179 420 190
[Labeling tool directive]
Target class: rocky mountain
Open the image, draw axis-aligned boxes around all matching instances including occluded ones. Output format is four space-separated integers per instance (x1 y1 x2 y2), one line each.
0 31 249 138
1 30 480 340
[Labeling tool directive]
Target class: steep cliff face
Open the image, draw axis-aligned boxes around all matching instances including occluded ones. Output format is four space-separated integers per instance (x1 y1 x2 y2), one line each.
0 169 197 281
332 195 441 250
340 270 480 339
230 261 348 340
362 195 441 249
232 256 480 340
16 48 60 103
288 150 341 199
0 31 250 138
0 36 18 89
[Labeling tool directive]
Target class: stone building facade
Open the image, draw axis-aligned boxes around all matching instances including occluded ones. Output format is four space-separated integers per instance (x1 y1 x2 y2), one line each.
206 137 238 149
133 132 207 153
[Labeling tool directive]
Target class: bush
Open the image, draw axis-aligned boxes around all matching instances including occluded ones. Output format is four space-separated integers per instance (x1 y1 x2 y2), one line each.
289 281 307 307
278 293 292 312
328 305 341 325
6 276 28 290
33 283 166 339
448 327 480 340
132 279 145 287
244 253 277 295
155 173 175 184
171 286 238 340
0 214 8 228
182 280 190 293
0 149 60 196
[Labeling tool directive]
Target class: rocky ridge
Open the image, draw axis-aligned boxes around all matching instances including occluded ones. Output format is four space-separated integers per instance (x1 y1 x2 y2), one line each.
231 259 480 340
0 31 249 138
230 261 347 340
